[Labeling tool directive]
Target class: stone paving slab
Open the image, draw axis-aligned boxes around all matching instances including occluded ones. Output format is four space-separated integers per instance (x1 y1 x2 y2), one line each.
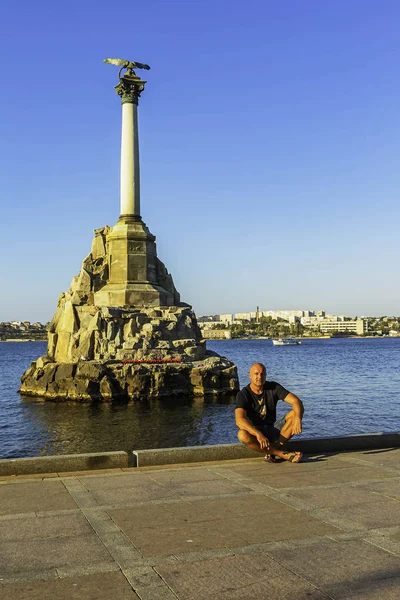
0 534 114 576
83 479 181 505
0 472 60 481
343 448 400 469
225 463 399 489
279 482 384 509
146 477 255 499
0 512 93 542
0 449 399 599
155 553 328 600
221 512 340 544
123 519 243 557
190 492 293 518
1 571 138 599
77 472 161 490
362 528 400 557
309 496 400 531
147 467 229 484
268 537 400 599
108 500 216 530
0 480 77 516
356 477 400 500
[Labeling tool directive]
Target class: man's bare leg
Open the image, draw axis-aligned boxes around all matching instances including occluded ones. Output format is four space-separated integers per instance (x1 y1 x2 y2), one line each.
278 405 304 441
237 429 269 454
268 405 304 461
237 429 302 463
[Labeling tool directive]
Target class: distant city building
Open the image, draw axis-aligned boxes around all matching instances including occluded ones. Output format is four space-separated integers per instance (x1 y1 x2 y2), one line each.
319 319 368 335
261 310 313 320
197 315 220 323
234 312 256 321
219 314 234 324
288 315 300 324
301 316 334 327
198 321 224 329
201 329 232 340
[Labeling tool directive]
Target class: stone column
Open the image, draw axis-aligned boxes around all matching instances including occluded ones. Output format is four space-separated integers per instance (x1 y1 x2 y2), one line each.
93 69 178 308
115 74 146 220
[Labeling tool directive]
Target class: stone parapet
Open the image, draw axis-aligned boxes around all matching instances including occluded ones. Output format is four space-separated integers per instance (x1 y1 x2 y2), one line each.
1 434 398 475
0 451 128 476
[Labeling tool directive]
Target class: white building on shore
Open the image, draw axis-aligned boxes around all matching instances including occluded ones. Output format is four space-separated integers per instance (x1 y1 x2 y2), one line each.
197 310 368 336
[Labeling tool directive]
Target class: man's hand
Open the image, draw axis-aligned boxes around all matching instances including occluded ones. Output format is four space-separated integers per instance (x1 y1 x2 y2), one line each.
292 417 302 435
255 431 270 450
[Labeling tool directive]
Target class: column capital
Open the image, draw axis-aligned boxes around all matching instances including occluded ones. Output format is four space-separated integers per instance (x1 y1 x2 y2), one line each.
115 74 146 105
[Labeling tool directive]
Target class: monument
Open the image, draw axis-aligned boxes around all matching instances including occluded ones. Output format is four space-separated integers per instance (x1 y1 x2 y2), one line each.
20 58 239 401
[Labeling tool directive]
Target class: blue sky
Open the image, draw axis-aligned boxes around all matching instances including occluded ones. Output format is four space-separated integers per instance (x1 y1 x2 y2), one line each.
1 0 399 322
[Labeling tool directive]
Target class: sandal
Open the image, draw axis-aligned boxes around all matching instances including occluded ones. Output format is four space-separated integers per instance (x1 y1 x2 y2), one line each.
264 452 277 463
282 451 303 463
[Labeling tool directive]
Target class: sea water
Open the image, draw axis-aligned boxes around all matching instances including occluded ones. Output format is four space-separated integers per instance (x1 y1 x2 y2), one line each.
0 338 399 458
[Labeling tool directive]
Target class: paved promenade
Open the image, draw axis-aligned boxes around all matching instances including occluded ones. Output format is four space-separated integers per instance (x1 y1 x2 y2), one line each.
0 448 399 599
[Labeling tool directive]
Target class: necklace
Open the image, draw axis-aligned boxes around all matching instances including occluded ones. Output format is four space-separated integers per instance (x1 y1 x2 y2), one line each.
251 388 267 417
255 391 264 405
251 389 265 405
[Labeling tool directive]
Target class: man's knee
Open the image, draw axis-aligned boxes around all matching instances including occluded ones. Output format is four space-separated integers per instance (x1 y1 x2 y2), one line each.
238 429 253 446
285 403 304 423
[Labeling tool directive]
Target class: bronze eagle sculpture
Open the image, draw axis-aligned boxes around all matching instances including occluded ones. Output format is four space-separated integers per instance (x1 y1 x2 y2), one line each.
104 58 151 75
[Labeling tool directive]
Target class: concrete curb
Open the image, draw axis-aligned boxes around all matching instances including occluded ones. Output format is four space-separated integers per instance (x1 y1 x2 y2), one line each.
132 432 400 467
132 444 257 467
0 451 129 476
1 433 398 475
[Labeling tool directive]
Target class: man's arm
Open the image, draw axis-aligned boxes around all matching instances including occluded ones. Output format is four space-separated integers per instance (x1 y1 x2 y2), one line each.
283 393 304 434
235 408 269 449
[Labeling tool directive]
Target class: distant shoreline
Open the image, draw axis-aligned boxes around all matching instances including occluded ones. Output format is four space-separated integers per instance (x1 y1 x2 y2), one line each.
212 335 398 341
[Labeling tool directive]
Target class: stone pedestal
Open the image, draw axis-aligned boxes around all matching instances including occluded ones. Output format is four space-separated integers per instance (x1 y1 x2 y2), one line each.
94 216 179 308
20 227 239 401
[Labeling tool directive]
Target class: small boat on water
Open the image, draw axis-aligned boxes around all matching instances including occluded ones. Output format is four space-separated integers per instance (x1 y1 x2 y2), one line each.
272 337 302 346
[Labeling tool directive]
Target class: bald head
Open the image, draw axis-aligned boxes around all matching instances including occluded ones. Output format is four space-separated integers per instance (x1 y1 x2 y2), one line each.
249 363 266 391
249 363 266 375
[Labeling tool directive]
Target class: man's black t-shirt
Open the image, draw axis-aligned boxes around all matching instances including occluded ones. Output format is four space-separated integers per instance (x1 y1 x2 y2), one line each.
235 382 290 427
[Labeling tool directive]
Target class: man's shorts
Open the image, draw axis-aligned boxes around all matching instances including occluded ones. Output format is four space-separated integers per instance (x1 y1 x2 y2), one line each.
259 425 281 445
259 415 286 445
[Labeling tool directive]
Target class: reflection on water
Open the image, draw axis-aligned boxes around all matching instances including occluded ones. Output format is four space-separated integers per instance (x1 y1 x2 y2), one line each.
1 338 400 458
19 395 237 456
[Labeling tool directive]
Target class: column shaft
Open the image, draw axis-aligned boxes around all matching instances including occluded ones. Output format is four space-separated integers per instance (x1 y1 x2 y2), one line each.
120 102 140 217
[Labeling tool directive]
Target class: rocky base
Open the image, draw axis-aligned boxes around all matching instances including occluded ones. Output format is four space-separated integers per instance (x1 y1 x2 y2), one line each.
19 225 239 401
19 352 239 401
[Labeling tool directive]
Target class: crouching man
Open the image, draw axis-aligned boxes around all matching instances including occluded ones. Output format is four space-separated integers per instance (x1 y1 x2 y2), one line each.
235 362 304 463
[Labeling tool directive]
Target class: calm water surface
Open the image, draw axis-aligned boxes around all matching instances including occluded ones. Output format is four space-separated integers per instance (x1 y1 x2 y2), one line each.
0 338 399 459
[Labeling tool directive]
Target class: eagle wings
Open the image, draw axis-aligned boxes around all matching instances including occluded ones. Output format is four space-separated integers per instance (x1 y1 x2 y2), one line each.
104 58 150 71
